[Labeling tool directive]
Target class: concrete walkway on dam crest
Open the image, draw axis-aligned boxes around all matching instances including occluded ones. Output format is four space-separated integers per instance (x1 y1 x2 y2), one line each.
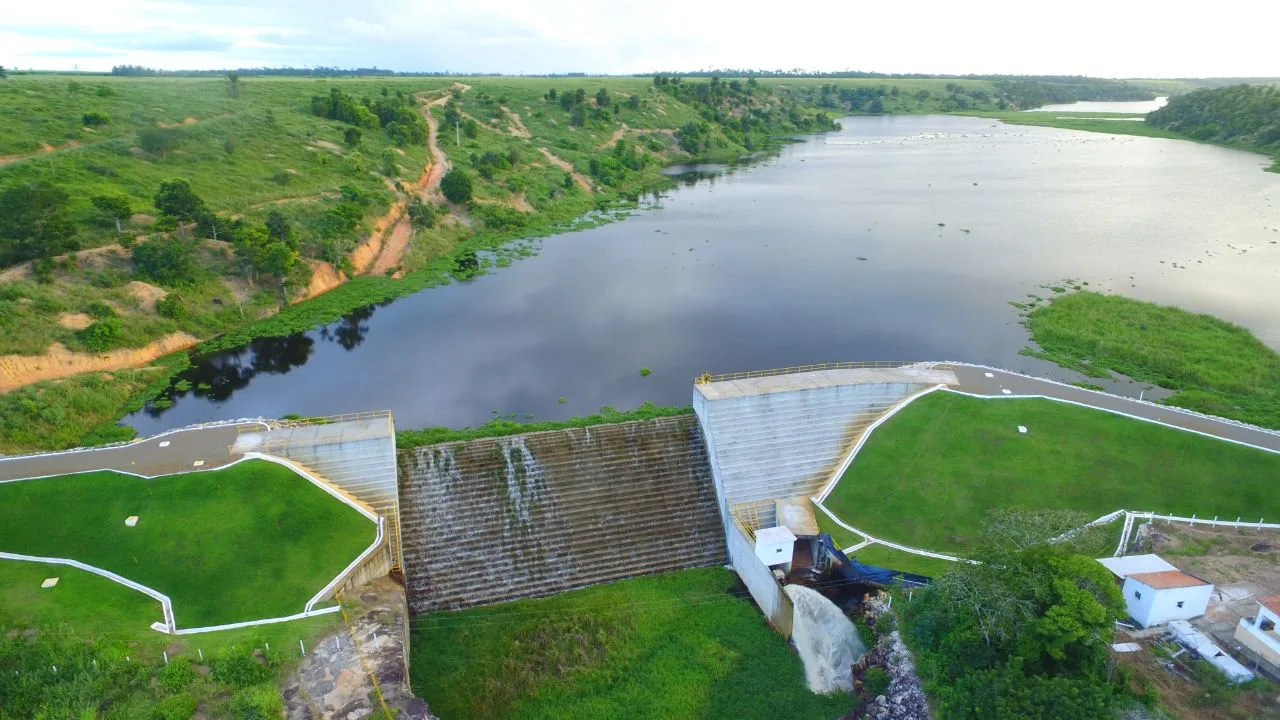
1 363 1276 483
946 364 1280 454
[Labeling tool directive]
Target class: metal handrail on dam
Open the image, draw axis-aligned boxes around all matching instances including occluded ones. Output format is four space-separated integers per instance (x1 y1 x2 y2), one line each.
695 361 951 384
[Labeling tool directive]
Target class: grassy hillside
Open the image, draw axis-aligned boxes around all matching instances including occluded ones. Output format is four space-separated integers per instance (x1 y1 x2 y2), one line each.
1147 84 1280 170
0 74 837 452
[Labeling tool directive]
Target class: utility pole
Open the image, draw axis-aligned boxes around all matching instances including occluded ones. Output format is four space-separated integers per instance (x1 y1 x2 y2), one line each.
455 119 460 146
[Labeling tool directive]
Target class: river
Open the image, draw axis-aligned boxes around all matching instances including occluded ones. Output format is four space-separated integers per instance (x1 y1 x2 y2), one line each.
126 114 1280 434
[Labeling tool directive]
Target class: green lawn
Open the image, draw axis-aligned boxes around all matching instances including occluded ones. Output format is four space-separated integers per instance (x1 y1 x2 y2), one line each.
1025 291 1280 429
822 392 1280 557
0 459 374 627
411 567 852 720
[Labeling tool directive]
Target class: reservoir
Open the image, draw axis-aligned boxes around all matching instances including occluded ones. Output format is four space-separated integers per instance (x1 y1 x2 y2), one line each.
127 114 1280 434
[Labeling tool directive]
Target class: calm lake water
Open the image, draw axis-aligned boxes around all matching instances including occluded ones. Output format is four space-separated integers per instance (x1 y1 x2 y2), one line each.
126 114 1280 434
1026 97 1169 114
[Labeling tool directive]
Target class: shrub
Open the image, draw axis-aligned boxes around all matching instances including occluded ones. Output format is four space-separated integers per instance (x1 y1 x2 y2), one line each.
132 236 202 286
82 111 110 127
229 685 285 719
407 197 438 228
155 293 187 320
153 693 196 720
271 170 293 186
84 300 116 319
78 317 122 351
160 659 197 693
441 170 473 204
874 611 895 635
210 648 272 687
862 666 890 698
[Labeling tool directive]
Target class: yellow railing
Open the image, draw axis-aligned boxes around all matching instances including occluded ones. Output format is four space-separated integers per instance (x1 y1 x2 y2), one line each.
696 361 945 384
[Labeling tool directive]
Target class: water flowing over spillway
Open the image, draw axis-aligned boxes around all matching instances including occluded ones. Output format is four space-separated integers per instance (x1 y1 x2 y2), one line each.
396 416 725 613
784 584 865 694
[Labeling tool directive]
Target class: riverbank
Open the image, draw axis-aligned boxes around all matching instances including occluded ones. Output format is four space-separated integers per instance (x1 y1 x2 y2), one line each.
965 110 1280 172
0 74 841 453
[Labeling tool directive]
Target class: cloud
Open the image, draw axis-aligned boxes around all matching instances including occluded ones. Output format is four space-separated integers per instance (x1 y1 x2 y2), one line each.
2 0 1278 76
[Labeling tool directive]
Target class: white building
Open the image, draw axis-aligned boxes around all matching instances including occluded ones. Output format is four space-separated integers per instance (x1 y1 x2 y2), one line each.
1122 570 1213 628
754 525 797 567
1234 596 1280 670
1097 555 1213 628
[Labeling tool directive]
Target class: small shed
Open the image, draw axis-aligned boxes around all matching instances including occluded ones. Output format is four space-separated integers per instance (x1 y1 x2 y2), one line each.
754 526 797 567
1122 570 1213 628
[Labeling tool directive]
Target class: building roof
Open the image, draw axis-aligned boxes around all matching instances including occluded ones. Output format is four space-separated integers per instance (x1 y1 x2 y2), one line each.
755 525 797 545
1258 596 1280 615
1096 554 1177 579
775 497 820 537
1128 570 1210 590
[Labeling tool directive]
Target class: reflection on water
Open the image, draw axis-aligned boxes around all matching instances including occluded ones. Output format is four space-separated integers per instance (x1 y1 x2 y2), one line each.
126 114 1280 435
1025 97 1169 114
145 305 378 414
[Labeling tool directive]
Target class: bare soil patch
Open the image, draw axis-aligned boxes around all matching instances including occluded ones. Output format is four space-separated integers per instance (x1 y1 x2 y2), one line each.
0 333 199 393
57 313 93 330
126 280 168 313
537 148 593 192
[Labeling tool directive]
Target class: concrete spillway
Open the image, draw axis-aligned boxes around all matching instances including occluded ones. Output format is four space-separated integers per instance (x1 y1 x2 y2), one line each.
397 415 725 614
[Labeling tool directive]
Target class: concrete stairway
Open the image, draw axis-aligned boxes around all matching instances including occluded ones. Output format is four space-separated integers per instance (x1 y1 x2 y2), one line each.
397 415 725 614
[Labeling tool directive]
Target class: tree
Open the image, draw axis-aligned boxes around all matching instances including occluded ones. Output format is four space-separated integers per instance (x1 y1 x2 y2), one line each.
138 127 179 158
131 236 202 286
264 211 295 247
440 170 473 204
91 193 132 232
0 66 7 80
0 181 77 265
902 508 1126 720
226 72 240 98
595 87 610 107
154 179 205 222
343 127 362 147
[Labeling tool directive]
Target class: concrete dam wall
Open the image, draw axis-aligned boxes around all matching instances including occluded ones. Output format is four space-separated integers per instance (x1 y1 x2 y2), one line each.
397 415 725 614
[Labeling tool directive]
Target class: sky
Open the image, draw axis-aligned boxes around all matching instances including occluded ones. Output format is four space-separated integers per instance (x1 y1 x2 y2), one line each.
4 0 1279 78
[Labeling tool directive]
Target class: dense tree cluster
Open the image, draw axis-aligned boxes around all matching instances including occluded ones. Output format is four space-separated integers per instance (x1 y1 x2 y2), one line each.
0 181 77 266
310 87 427 146
1147 84 1280 154
902 509 1129 719
993 79 1155 109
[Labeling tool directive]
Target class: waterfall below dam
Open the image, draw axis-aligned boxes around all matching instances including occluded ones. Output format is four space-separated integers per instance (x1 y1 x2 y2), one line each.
784 584 866 694
397 415 725 613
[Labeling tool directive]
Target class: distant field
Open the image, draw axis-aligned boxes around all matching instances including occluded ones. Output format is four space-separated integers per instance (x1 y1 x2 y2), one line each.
412 567 851 720
0 459 374 626
821 392 1280 557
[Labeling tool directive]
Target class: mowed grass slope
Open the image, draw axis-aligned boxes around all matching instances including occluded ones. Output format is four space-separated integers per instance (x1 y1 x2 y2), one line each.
411 567 851 720
822 392 1280 556
0 459 374 627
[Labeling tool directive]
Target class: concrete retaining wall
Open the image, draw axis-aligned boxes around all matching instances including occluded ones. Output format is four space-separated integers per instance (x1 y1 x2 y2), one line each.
726 520 793 638
397 415 725 614
694 367 955 527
